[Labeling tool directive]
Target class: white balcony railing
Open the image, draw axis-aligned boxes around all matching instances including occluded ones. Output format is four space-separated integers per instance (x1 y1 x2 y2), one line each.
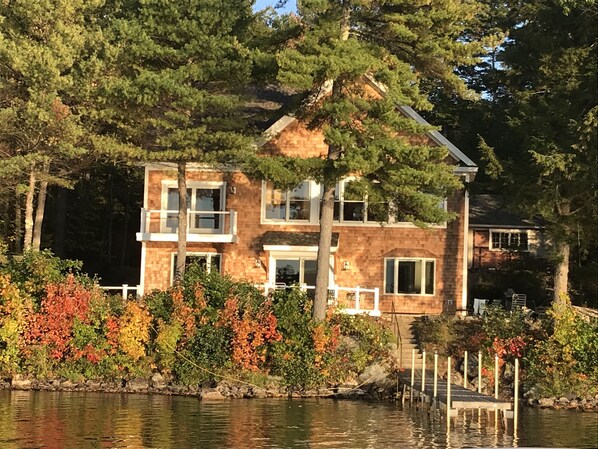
136 208 237 243
260 284 381 316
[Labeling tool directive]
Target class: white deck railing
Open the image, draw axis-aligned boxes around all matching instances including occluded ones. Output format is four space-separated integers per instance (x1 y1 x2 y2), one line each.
99 284 141 300
261 284 381 316
137 208 237 242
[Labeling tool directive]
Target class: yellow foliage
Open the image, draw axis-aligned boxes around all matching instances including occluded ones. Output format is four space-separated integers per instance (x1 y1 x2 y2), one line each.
118 301 151 361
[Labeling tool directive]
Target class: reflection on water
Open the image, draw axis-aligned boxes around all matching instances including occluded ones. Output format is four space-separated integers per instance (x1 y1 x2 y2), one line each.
0 390 596 449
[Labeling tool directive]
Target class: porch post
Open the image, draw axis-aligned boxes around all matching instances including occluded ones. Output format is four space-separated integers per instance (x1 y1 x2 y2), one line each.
373 287 380 313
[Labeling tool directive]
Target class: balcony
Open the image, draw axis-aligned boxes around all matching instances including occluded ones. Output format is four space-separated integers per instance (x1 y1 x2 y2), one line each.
136 209 237 243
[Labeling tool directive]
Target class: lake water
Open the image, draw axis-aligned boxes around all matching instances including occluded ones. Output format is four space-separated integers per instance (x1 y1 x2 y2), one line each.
0 390 596 448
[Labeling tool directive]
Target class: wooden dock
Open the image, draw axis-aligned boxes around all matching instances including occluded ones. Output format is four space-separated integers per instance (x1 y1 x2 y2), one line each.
398 368 513 411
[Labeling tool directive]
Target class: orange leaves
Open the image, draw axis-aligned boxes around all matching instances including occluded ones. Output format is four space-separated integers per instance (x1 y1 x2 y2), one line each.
25 274 93 360
220 297 281 372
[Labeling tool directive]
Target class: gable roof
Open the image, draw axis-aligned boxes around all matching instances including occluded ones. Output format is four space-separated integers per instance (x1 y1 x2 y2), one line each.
257 76 477 169
469 194 544 229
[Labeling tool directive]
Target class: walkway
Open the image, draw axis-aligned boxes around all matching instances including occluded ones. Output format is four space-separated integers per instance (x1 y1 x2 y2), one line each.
398 368 513 410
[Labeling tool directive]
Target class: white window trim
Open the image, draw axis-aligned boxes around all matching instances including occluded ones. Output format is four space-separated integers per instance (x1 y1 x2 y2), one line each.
160 180 227 234
260 179 448 229
384 257 436 296
489 229 530 252
261 180 320 224
169 252 221 285
267 251 335 287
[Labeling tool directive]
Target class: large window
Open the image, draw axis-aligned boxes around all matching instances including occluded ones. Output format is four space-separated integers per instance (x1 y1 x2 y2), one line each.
164 183 224 233
333 180 389 223
490 230 529 251
385 258 435 295
264 181 311 221
171 253 221 284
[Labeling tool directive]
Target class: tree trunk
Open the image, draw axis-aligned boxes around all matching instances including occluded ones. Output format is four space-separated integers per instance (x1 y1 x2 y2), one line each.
175 162 188 283
553 240 570 303
23 168 36 251
312 6 350 321
14 190 22 254
553 200 571 303
32 161 50 251
313 185 335 321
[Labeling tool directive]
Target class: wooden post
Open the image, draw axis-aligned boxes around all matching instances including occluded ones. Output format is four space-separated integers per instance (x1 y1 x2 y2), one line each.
494 354 499 400
447 356 452 428
514 358 519 433
421 350 426 394
478 350 482 393
464 350 468 388
122 284 128 300
410 348 415 403
433 351 438 403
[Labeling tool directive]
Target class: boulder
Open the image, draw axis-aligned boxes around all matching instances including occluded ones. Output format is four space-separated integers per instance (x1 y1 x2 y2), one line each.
11 375 32 390
150 373 166 390
127 377 149 392
538 397 555 408
200 388 226 400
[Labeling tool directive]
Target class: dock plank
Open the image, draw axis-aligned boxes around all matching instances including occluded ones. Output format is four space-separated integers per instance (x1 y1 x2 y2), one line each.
398 368 512 411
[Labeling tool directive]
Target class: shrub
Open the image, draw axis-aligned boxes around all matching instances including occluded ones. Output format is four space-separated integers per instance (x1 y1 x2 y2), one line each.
1 250 83 305
0 274 32 374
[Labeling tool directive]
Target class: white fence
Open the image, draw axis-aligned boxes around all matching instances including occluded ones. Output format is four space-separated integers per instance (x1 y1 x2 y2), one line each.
99 284 141 300
261 284 381 316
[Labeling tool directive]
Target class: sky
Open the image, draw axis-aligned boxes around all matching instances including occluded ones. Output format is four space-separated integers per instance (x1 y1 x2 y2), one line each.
253 0 296 12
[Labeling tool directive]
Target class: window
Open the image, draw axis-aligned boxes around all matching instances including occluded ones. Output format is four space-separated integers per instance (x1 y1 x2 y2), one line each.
333 180 389 223
264 181 311 221
274 258 317 287
164 183 225 233
385 258 435 295
490 231 529 251
171 253 221 284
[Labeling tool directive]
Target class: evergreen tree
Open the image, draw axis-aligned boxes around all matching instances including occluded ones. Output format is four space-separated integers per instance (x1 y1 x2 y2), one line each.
499 0 596 302
0 0 104 252
97 0 258 279
466 0 598 303
274 0 485 320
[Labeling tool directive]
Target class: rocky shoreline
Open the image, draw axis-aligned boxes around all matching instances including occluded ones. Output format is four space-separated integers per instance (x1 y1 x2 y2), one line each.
1 372 395 401
2 373 597 411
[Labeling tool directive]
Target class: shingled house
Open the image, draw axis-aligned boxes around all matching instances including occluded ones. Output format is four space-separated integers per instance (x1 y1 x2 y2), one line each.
136 79 478 316
468 194 549 270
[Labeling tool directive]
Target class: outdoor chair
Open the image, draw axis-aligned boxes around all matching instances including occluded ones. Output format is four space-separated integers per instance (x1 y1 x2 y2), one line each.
511 293 527 311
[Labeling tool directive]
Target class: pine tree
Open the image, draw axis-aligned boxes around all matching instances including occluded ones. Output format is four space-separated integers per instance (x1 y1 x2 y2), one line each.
97 0 258 279
274 0 485 320
0 0 103 252
489 0 598 302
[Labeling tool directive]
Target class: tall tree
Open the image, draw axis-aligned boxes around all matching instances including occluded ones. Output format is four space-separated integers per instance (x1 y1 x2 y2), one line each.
0 0 102 252
275 0 485 320
97 0 257 280
478 0 597 303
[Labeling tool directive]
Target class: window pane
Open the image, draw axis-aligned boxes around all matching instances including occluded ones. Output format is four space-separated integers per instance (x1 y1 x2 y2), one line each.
385 259 395 294
166 188 191 231
289 182 310 220
343 202 365 221
398 260 421 294
425 261 434 295
211 255 221 273
491 232 500 248
519 232 528 250
265 182 286 220
275 259 300 286
194 188 221 230
500 233 509 248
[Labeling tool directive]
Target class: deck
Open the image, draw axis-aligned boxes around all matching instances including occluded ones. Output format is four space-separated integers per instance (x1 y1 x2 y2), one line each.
398 368 513 411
